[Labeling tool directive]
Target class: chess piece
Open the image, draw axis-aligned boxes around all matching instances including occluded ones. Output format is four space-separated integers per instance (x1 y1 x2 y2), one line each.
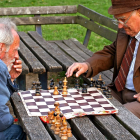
97 74 103 85
62 117 67 130
89 78 95 87
50 79 54 89
47 86 51 90
35 79 42 96
54 102 60 114
53 86 59 95
67 127 72 137
82 84 87 93
31 81 36 90
61 130 68 140
59 126 65 137
75 78 80 89
60 113 64 124
62 77 68 95
59 81 63 89
54 122 60 134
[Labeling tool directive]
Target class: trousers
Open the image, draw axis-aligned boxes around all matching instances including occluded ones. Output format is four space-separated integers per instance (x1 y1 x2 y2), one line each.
110 87 140 119
0 124 26 140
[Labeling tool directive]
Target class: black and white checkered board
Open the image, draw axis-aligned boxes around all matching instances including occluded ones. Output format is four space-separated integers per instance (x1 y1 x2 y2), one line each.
19 88 118 119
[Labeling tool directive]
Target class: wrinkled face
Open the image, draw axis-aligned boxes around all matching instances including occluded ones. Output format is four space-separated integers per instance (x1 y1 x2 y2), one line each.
114 10 140 37
1 29 20 71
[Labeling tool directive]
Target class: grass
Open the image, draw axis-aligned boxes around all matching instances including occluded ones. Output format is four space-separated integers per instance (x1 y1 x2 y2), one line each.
0 0 113 52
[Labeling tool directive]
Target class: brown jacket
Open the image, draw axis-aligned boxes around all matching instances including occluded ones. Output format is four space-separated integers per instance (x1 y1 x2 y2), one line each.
86 28 140 93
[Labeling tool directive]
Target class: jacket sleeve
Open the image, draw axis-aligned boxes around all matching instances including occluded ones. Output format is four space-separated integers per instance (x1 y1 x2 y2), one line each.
0 70 14 132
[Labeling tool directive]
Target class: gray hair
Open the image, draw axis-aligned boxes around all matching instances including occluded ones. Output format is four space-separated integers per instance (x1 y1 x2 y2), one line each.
0 18 17 52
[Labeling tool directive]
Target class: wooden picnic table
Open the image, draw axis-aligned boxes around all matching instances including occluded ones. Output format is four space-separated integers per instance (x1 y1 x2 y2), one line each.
11 90 140 140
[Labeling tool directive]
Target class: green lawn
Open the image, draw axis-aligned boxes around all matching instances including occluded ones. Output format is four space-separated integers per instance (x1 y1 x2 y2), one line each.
1 0 113 52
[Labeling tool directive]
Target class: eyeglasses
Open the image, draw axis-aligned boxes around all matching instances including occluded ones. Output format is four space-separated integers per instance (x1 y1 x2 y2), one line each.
112 10 136 26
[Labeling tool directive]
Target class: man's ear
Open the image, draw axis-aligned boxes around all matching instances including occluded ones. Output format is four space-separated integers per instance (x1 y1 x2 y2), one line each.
0 43 5 54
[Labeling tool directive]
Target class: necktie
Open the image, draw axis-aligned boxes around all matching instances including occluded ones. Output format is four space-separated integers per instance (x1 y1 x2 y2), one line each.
114 37 137 92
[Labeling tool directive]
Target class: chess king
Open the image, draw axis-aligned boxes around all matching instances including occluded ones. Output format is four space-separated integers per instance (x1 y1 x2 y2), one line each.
0 18 26 139
66 0 140 119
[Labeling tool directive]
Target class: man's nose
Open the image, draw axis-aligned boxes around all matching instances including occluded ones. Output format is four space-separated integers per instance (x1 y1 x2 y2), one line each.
118 22 124 28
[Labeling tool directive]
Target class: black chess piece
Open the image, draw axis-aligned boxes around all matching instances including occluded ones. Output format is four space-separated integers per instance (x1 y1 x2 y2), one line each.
82 84 87 93
59 81 63 89
35 79 42 96
50 79 54 88
31 81 36 90
75 78 80 89
89 78 95 87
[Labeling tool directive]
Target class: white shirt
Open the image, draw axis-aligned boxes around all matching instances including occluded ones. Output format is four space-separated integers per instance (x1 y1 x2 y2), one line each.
125 32 140 91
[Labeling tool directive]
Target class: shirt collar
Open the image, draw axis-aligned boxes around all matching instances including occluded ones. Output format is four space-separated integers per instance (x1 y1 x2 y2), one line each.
135 31 140 42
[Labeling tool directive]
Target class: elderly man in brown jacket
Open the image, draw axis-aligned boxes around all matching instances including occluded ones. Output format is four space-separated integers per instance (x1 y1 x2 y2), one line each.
66 0 140 119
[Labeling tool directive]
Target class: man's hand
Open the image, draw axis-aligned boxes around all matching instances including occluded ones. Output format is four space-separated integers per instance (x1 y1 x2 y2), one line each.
65 62 88 78
9 58 22 81
133 93 140 102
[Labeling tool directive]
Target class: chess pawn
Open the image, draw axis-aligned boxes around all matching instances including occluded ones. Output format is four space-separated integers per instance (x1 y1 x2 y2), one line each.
59 126 65 137
82 84 87 93
53 86 59 95
67 127 72 137
50 79 54 89
62 117 67 130
31 81 36 90
35 79 42 96
48 111 54 124
50 119 56 130
75 78 80 89
54 122 60 135
61 130 68 140
90 78 95 87
59 113 64 125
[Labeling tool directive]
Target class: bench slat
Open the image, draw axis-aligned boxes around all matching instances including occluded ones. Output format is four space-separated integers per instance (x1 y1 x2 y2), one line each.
28 31 73 70
11 93 52 140
0 6 77 15
19 40 45 74
70 38 93 57
77 16 117 42
70 116 107 140
63 40 90 60
54 40 85 62
19 32 62 72
110 98 140 139
11 16 77 25
77 4 117 31
90 115 136 140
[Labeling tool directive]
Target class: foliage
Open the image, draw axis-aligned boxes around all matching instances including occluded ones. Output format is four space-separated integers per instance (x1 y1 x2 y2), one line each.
1 0 113 52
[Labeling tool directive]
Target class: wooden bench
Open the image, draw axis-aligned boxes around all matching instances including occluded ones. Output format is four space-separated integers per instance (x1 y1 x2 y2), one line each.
3 4 139 140
0 4 117 90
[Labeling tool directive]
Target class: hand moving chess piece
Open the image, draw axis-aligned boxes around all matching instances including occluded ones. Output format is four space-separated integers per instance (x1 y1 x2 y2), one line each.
53 86 59 95
62 77 68 95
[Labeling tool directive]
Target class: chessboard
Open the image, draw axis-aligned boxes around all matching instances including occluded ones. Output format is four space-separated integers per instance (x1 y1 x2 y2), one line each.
19 87 118 119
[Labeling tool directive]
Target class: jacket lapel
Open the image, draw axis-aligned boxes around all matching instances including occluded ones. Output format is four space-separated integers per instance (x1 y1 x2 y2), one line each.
116 29 130 70
134 42 140 74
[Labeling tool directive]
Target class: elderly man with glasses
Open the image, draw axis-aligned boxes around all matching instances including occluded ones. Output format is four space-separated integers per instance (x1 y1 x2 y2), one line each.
66 0 140 119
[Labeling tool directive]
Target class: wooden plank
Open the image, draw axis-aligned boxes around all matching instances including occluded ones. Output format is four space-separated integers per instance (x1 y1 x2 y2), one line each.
101 70 113 81
45 123 77 140
70 116 107 140
70 38 93 57
10 16 77 26
110 97 140 139
77 4 118 31
20 56 29 74
19 40 45 74
0 5 77 15
63 40 90 60
90 115 136 140
76 16 117 42
19 32 62 72
28 31 74 70
11 92 52 140
49 42 75 62
54 40 85 62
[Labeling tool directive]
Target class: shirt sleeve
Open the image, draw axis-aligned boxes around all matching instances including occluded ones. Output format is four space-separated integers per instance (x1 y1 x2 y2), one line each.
0 70 14 131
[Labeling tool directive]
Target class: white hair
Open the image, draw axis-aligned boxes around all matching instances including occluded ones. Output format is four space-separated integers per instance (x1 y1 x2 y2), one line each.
0 18 17 51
